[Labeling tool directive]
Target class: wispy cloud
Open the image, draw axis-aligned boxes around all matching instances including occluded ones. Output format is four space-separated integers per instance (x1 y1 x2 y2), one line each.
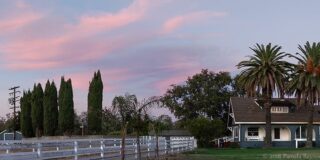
0 0 161 70
15 1 31 9
162 11 227 34
0 12 42 34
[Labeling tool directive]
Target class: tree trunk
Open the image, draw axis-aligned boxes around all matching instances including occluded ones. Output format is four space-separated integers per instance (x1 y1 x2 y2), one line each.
136 131 141 160
264 99 272 148
156 134 159 159
306 96 314 148
121 125 127 160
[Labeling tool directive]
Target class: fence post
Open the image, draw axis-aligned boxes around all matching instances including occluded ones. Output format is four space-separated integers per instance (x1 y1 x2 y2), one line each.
119 139 122 155
6 143 9 154
37 143 42 158
164 139 167 155
74 141 78 160
147 136 150 158
134 142 137 159
177 138 181 153
170 137 174 154
32 142 35 153
100 140 104 158
187 137 190 151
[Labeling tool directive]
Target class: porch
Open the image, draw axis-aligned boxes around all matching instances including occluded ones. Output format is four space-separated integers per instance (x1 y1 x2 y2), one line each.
233 124 320 148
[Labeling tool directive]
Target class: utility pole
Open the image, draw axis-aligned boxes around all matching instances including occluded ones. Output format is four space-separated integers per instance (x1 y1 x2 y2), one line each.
9 86 20 140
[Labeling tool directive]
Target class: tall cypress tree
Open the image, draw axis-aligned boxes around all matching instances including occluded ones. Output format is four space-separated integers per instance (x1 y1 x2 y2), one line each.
51 81 59 135
31 83 44 137
88 70 103 134
20 90 34 137
59 77 74 135
43 80 59 136
58 77 66 134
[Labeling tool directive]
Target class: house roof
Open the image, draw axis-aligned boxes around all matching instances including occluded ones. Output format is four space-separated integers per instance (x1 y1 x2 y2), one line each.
230 97 320 124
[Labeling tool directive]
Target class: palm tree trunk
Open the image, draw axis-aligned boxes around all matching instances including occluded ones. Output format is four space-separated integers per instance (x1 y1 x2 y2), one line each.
156 134 159 159
136 131 141 160
306 94 314 148
264 101 272 148
264 87 272 148
121 125 127 160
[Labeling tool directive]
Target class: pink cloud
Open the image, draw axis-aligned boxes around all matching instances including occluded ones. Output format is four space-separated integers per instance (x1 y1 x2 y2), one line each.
162 11 227 34
73 0 150 35
0 12 42 34
55 69 131 92
153 55 202 93
154 70 199 94
0 0 160 70
15 1 31 9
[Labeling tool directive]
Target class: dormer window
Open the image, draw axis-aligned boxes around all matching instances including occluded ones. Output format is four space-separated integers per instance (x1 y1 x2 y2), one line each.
271 106 289 113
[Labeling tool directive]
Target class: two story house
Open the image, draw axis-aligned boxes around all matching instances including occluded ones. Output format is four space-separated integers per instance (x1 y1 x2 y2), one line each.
227 97 320 148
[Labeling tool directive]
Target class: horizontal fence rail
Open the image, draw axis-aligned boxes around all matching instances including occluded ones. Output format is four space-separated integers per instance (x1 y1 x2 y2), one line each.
0 136 195 160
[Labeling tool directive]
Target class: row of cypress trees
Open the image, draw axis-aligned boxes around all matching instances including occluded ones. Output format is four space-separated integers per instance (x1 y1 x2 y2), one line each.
20 70 103 137
20 78 74 137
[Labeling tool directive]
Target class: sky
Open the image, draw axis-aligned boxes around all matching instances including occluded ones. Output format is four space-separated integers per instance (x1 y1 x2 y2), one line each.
0 0 320 117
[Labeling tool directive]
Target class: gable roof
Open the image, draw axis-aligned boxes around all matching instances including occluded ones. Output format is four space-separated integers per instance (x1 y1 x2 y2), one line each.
230 97 320 124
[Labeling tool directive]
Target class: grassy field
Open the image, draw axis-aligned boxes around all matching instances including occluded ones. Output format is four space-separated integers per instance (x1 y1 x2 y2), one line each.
177 148 320 160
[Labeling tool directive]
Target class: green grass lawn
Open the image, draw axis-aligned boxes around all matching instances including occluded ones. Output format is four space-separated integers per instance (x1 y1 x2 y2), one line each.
180 148 320 160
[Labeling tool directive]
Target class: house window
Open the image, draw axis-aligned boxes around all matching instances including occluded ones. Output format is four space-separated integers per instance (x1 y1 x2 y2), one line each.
274 128 280 139
271 107 289 113
247 127 259 136
295 126 307 139
234 126 239 138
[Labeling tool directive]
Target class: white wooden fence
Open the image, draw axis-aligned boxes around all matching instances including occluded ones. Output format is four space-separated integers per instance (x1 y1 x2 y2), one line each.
0 136 195 160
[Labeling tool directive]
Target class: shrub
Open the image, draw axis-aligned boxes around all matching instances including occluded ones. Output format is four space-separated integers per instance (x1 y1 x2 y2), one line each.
187 117 224 147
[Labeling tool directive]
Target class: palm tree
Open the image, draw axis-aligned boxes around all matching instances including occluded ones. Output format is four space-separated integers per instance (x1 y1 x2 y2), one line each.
287 42 320 148
111 94 136 160
131 96 160 160
112 94 160 160
237 43 292 147
150 115 173 160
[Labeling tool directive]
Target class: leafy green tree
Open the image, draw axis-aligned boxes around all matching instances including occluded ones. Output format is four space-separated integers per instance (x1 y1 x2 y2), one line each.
187 117 224 147
288 42 320 148
112 93 136 160
20 91 34 137
102 108 121 135
0 117 6 132
88 70 103 134
5 112 21 132
162 69 232 123
73 112 88 135
231 74 246 97
43 81 59 136
31 83 44 137
59 77 75 135
237 43 292 147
